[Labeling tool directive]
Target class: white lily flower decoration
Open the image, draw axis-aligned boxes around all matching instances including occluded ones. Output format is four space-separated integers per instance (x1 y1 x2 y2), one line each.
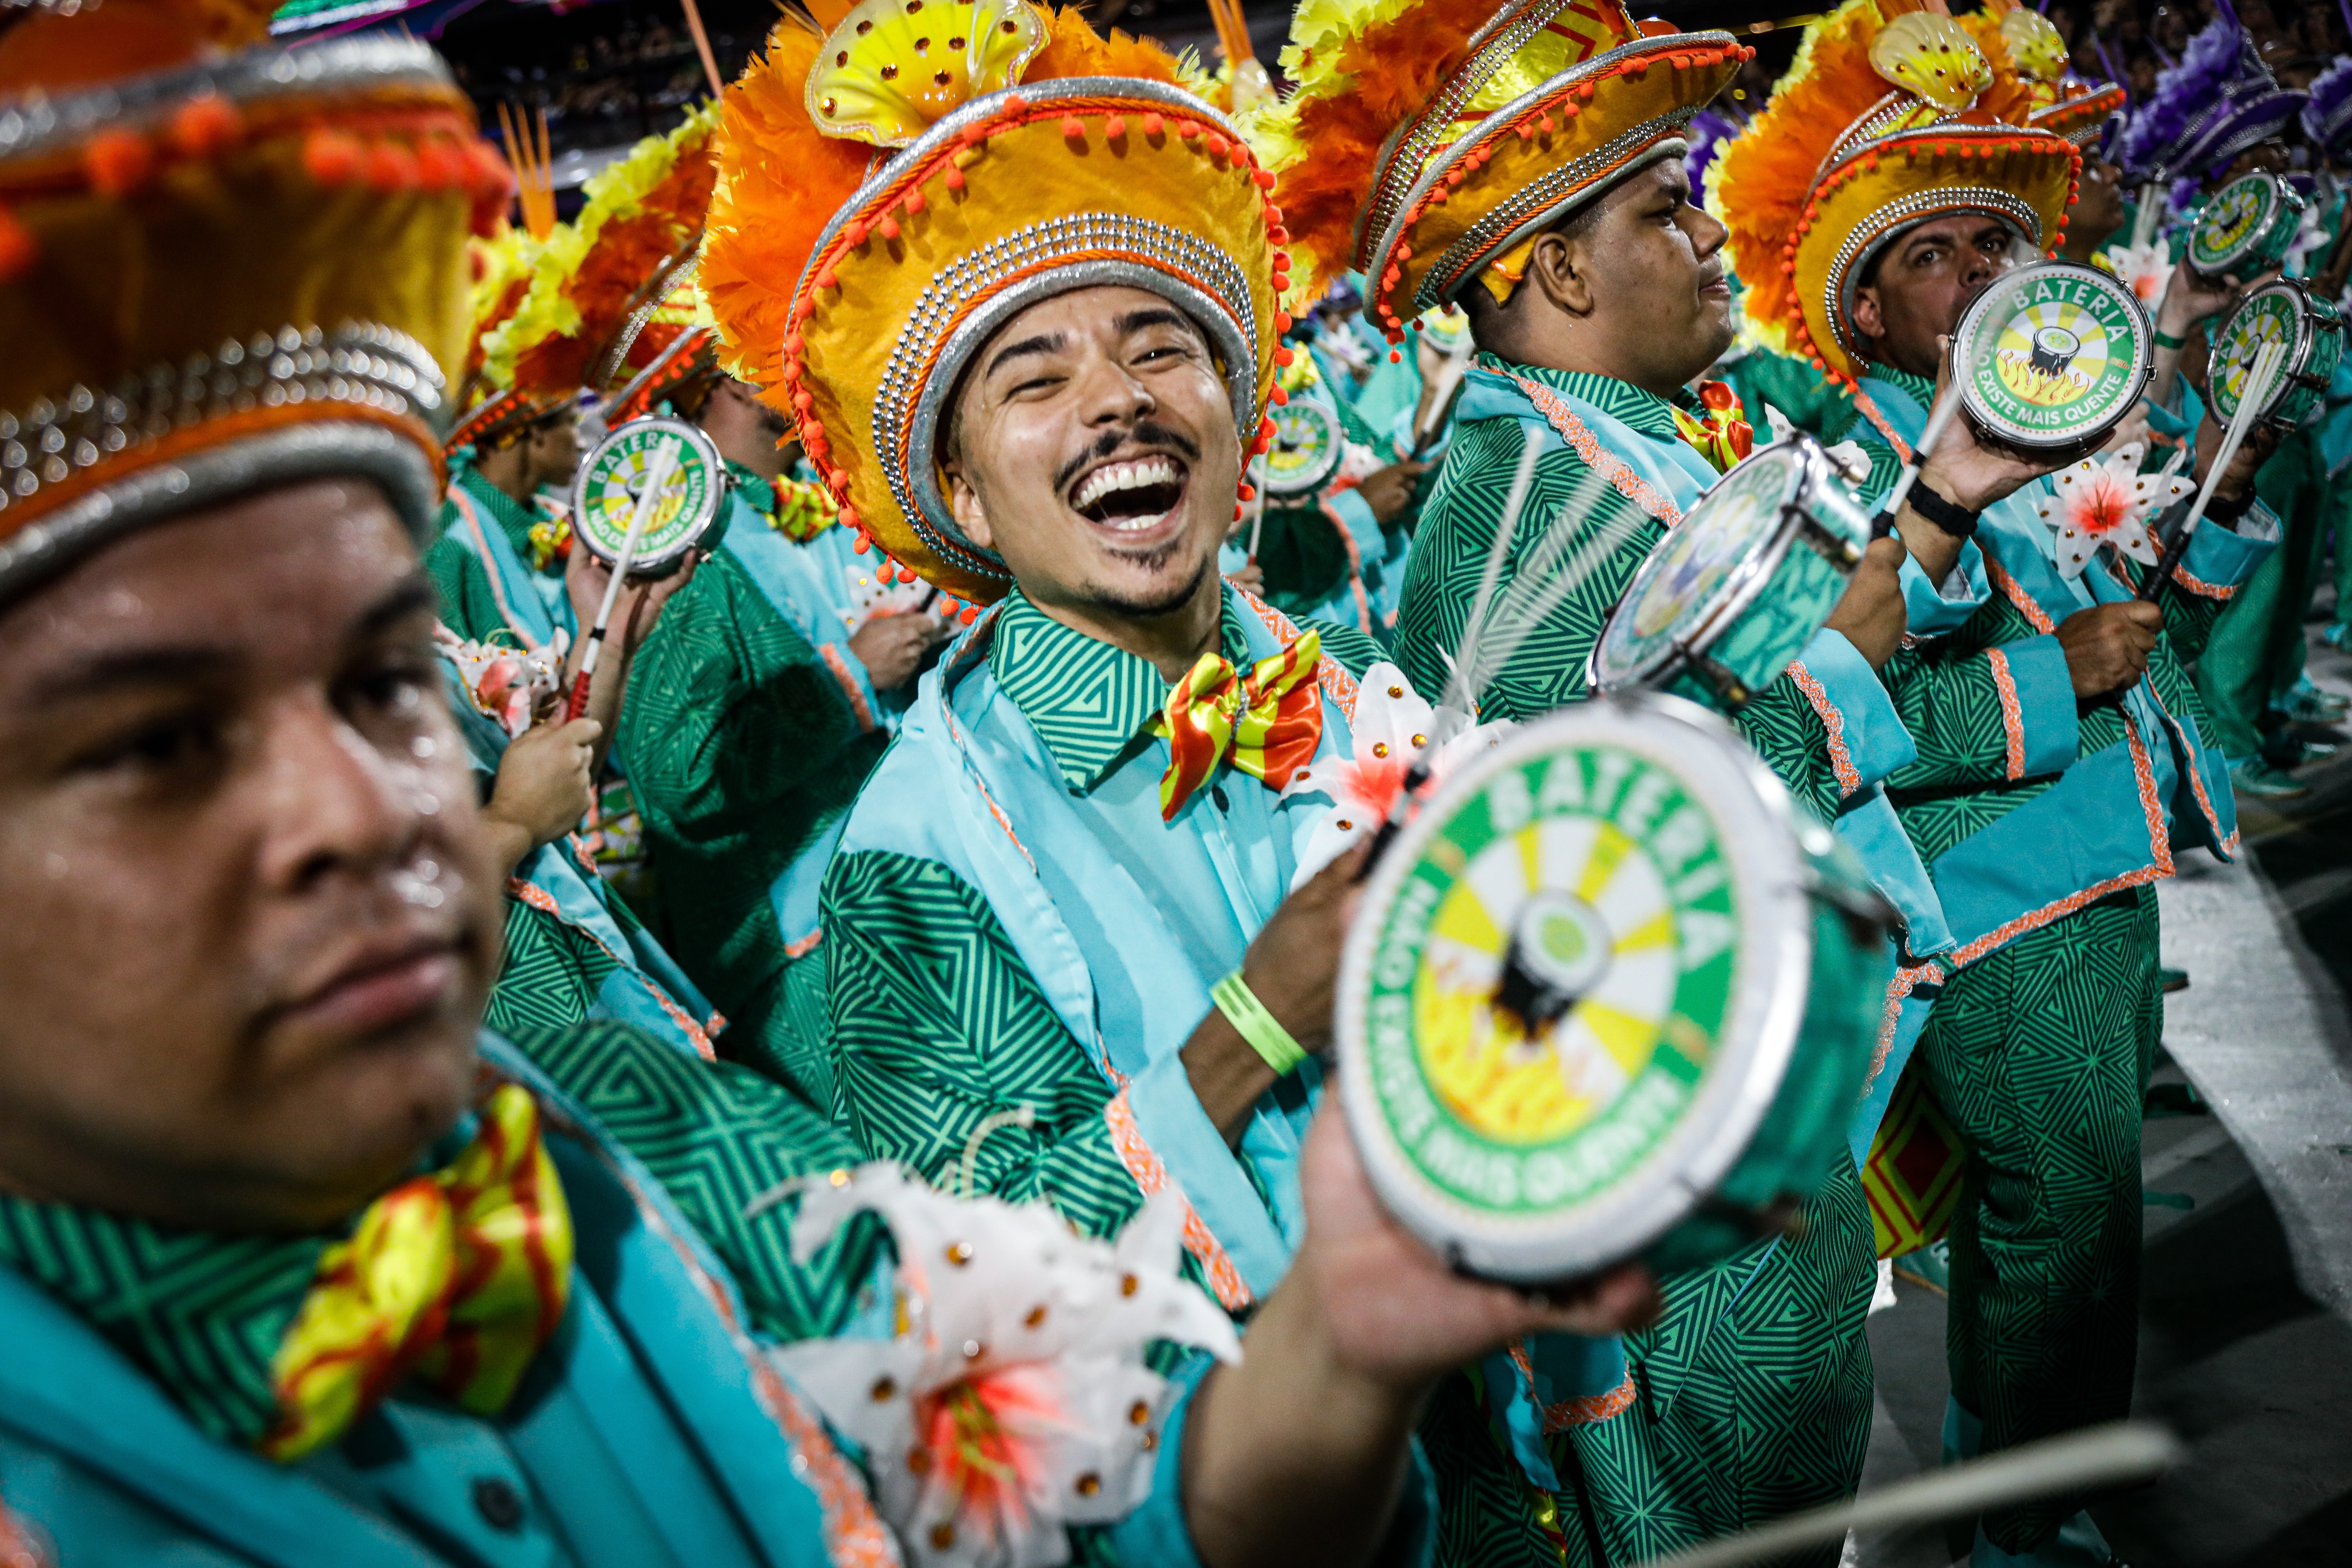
772 1167 1239 1568
433 624 566 738
2104 240 2170 310
2034 442 2180 579
1283 661 1515 887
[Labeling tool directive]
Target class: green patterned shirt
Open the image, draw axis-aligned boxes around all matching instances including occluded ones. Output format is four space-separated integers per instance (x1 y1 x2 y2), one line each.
423 466 556 648
1392 358 1848 825
615 544 886 1093
823 593 1380 1236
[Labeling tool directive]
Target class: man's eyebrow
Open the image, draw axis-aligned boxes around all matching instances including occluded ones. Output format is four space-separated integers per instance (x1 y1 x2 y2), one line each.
1116 308 1194 338
355 574 438 640
26 645 237 708
985 331 1068 379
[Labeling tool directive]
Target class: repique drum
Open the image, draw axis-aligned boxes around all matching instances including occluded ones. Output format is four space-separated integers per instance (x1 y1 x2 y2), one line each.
1336 693 1893 1282
2208 279 2345 434
2188 170 2306 282
568 416 728 575
1950 259 2151 463
1587 438 1873 710
1258 397 1344 497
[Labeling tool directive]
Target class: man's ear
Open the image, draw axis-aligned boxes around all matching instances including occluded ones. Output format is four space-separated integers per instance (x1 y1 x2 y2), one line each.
1527 230 1595 318
945 462 994 549
1848 285 1884 355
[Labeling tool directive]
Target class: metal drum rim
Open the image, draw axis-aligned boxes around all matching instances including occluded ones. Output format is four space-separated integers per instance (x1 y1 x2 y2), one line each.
2188 169 2301 279
1334 689 1819 1282
1259 397 1345 497
1587 438 1834 701
1952 259 2151 453
567 416 727 572
2210 278 2341 430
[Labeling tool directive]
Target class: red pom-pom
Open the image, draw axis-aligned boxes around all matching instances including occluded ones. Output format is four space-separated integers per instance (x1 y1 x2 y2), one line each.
1234 502 1246 520
1272 272 1290 293
364 139 421 192
904 188 925 214
959 605 979 624
880 215 901 240
1390 350 1402 364
1274 346 1294 367
1253 169 1274 190
944 166 965 191
168 95 241 159
85 130 154 198
415 138 467 191
1105 115 1126 139
1269 385 1288 405
1063 115 1086 140
1177 120 1200 139
853 533 871 554
0 204 35 282
1238 484 1255 501
1142 113 1164 136
304 128 364 186
845 220 868 245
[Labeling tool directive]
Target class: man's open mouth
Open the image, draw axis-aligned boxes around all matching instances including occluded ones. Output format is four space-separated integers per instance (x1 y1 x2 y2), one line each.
1068 454 1189 532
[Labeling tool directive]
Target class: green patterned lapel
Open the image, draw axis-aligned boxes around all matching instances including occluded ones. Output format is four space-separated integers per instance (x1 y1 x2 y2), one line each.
457 466 543 562
0 1198 325 1446
988 588 1256 792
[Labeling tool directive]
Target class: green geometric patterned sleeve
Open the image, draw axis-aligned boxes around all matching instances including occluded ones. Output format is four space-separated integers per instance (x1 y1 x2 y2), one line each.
1881 607 2074 791
1730 678 1844 827
1393 416 1666 723
509 1019 884 1343
618 551 868 836
821 847 1148 1244
424 528 526 649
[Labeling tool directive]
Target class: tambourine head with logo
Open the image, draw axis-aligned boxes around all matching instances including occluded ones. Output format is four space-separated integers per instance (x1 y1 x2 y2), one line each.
1587 439 1872 712
1259 398 1344 497
1952 260 2151 464
1335 693 1893 1283
568 417 729 576
2209 279 2345 434
2188 171 2306 282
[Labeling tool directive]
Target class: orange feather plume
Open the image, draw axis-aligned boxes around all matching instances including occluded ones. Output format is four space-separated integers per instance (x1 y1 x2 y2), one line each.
703 22 877 404
511 130 719 398
1270 0 1502 290
1713 0 1907 359
1025 6 1185 84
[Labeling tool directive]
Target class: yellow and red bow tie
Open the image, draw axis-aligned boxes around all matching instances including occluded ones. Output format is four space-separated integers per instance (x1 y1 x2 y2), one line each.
259 1084 574 1463
1154 631 1325 821
1672 379 1754 475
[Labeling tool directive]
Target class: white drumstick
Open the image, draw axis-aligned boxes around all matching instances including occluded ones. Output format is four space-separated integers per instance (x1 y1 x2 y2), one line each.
1878 376 1963 529
2141 338 2282 603
1633 1422 2182 1568
565 437 681 720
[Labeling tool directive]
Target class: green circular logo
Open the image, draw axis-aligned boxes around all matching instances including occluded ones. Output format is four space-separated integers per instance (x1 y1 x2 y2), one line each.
1261 399 1341 495
2190 173 2280 275
1596 447 1798 686
575 421 717 567
1357 743 1737 1214
1958 264 2147 447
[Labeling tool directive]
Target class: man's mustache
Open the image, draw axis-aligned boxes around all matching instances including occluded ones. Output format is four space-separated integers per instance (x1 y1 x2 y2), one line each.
1053 421 1202 494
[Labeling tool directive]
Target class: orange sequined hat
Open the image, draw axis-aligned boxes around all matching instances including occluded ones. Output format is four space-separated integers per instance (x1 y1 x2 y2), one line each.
1263 0 1749 346
1710 0 2079 388
701 3 1282 613
0 0 508 596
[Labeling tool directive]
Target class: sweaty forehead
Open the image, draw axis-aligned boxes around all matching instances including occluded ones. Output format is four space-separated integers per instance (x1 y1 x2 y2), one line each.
0 479 421 706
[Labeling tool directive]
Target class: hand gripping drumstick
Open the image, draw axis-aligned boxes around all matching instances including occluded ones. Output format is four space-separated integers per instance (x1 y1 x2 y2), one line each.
1632 1421 2180 1568
564 437 682 721
2138 339 2284 606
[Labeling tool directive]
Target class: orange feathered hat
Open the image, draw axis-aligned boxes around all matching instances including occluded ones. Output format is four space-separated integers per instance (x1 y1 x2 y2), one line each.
1711 0 2079 390
0 0 507 598
702 3 1282 613
1264 0 1748 345
1962 0 2127 151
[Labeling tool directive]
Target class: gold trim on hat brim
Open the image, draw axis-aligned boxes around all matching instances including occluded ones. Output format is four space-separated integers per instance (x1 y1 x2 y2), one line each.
1359 31 1744 335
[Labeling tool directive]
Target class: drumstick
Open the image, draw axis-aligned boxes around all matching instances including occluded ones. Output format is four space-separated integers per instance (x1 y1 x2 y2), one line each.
1412 328 1478 457
1631 1422 2180 1568
1873 375 1962 539
565 437 682 720
2138 339 2283 606
1436 426 1541 721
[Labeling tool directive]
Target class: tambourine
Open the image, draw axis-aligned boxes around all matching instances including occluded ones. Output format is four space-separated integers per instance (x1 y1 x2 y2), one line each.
1336 692 1893 1282
2187 170 2306 282
1951 260 2152 463
1259 397 1344 496
568 416 729 575
1587 438 1873 711
2208 278 2345 434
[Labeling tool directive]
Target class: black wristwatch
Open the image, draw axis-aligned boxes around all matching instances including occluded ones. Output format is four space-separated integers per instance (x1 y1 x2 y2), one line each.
1903 478 1981 538
2205 488 2255 525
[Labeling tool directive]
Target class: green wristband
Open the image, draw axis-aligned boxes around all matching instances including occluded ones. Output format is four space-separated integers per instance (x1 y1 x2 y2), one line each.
2152 328 2187 351
1212 970 1308 1076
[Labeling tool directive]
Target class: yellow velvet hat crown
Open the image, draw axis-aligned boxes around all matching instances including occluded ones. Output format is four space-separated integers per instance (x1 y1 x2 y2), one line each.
0 0 506 596
703 5 1282 613
1264 0 1748 347
1711 0 2079 389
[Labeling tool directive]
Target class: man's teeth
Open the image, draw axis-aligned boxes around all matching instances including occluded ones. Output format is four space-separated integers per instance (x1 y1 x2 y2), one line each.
1073 456 1182 513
